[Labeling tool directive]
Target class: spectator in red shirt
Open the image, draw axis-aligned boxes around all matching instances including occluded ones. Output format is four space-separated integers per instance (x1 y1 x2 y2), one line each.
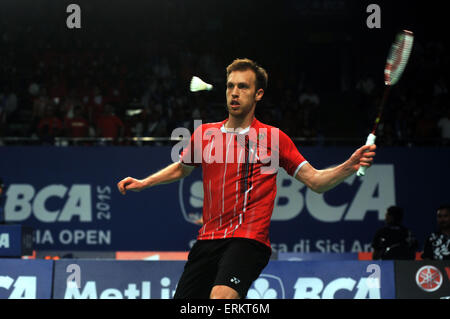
65 106 89 138
37 105 63 144
96 104 124 142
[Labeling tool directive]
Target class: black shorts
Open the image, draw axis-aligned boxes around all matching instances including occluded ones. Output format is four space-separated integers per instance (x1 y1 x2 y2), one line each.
173 238 272 299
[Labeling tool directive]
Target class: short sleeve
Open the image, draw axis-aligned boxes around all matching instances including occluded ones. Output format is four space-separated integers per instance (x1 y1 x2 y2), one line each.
179 125 203 167
278 129 308 176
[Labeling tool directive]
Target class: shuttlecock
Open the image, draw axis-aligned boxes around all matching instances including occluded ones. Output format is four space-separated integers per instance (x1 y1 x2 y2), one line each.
190 76 213 92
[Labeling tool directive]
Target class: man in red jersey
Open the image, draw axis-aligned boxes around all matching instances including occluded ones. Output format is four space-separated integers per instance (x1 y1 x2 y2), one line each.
117 58 376 299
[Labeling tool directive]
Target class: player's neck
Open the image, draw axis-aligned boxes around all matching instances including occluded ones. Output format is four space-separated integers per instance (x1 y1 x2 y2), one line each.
225 114 255 131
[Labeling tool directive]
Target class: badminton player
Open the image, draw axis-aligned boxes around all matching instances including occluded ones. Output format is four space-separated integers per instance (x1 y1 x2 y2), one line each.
117 58 376 299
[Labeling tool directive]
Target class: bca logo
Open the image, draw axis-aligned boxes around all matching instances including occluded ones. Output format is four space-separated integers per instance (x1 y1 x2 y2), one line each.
178 165 396 223
416 265 443 292
0 276 37 299
4 184 92 223
247 274 285 299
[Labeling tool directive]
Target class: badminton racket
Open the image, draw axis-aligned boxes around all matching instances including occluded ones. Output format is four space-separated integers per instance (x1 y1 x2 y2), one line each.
357 30 414 177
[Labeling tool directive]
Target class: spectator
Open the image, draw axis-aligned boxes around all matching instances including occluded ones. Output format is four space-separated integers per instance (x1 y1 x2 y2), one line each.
1 85 17 123
96 104 124 141
146 109 168 137
356 73 376 96
298 86 320 140
87 86 105 125
298 85 320 107
422 205 450 260
37 105 63 144
415 111 438 144
437 109 450 145
64 106 89 139
372 206 418 260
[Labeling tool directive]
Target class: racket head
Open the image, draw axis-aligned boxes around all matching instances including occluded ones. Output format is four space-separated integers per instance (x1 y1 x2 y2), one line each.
384 30 414 86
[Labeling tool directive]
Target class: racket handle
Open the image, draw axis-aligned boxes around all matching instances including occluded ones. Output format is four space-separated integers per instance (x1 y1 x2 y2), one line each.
356 133 377 177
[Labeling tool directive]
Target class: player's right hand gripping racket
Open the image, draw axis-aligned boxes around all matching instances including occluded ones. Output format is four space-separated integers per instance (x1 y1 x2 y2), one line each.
357 30 414 177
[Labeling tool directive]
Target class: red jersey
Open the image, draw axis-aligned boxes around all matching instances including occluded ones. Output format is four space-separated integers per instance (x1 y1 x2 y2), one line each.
180 118 308 248
96 114 124 138
65 117 89 137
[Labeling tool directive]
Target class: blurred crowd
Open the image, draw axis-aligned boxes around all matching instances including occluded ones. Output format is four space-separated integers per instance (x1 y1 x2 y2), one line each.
0 2 449 146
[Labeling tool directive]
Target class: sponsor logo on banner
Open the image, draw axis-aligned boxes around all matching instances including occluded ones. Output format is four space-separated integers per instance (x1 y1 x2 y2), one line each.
5 184 93 222
292 276 381 299
4 184 112 247
254 261 394 299
0 233 9 248
0 276 37 299
247 274 286 299
179 165 396 224
0 260 53 299
53 261 184 299
415 265 443 292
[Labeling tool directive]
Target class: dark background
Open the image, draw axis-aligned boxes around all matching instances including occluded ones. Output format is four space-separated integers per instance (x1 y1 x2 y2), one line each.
0 0 449 146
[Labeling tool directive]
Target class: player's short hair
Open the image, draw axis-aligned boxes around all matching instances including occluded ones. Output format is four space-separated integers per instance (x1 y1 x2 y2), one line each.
226 58 268 91
438 205 450 213
387 206 403 224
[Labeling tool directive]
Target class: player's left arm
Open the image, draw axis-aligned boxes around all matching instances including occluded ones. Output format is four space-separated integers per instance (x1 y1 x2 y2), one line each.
295 145 376 193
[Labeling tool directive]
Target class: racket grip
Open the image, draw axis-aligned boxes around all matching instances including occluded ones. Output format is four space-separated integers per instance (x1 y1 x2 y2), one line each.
356 133 377 177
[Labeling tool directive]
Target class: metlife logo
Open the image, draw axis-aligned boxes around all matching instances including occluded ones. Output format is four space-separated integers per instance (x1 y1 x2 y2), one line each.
52 260 185 299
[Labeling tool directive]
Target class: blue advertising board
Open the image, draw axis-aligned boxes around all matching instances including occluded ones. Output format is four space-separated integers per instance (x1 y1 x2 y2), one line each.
0 225 23 257
248 260 395 299
0 146 449 251
53 260 185 299
277 252 358 261
0 225 33 257
51 259 395 299
0 259 54 299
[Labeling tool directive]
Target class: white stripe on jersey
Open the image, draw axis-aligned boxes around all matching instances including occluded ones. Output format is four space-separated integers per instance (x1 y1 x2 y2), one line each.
242 141 257 213
207 136 215 162
220 135 234 229
234 148 244 218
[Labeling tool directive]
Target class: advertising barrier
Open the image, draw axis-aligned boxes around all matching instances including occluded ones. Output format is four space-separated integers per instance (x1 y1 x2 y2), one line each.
1 146 449 251
52 260 185 299
0 225 33 257
0 259 53 299
5 259 450 299
248 260 395 299
395 261 450 299
50 260 394 299
277 252 358 261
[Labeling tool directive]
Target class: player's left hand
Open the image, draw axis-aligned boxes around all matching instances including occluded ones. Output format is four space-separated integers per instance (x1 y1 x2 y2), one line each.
349 144 377 172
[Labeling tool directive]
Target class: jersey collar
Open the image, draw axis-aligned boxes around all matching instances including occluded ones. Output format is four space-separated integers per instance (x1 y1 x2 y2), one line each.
220 117 259 135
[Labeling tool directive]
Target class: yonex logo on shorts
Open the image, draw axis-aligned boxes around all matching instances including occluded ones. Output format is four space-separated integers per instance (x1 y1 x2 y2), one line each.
230 277 240 284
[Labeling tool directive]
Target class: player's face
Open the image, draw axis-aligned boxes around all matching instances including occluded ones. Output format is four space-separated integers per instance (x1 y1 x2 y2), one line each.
437 209 450 230
226 69 263 121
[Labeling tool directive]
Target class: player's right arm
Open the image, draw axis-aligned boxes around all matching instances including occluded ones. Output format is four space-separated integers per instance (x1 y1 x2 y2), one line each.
117 162 194 195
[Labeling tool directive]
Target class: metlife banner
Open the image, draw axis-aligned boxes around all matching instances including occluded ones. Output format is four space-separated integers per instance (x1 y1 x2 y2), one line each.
1 146 449 251
53 260 184 299
52 260 394 299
